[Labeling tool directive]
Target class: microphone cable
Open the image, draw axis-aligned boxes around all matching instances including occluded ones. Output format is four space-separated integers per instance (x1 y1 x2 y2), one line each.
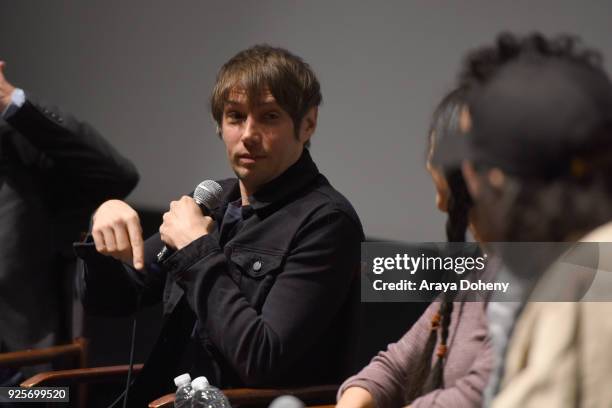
122 293 140 408
105 293 142 408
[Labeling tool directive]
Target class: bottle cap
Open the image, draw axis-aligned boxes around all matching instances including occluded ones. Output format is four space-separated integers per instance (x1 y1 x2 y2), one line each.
191 376 210 391
174 373 192 387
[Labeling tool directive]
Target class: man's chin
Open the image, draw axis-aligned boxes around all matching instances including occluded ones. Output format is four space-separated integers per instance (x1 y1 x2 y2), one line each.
233 167 260 184
233 166 251 180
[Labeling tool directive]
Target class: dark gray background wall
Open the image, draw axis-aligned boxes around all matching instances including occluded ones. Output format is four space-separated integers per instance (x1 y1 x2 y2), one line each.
2 1 611 241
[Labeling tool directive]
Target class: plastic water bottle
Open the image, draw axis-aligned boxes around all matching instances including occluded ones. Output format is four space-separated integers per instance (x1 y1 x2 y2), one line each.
191 376 231 408
174 373 194 408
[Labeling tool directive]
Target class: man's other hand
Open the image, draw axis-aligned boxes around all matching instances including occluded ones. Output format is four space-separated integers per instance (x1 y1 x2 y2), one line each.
0 61 16 113
92 200 145 270
159 196 214 251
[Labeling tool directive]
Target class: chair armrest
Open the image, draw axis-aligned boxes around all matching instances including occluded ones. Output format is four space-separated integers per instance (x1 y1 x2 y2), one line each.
0 337 88 368
20 364 144 387
148 385 338 408
149 393 175 407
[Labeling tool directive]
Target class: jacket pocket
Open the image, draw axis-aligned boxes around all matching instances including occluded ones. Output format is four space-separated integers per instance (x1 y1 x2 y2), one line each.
229 246 286 310
230 246 285 279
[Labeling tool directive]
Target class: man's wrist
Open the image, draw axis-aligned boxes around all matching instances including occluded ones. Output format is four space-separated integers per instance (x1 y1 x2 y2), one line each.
163 233 221 278
175 219 215 250
176 230 209 251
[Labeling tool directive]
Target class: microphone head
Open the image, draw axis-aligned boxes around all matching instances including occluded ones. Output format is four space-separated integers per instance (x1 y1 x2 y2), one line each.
194 180 223 208
268 395 305 408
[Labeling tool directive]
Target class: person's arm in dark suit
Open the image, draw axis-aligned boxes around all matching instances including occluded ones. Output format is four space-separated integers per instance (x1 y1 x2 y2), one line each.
4 99 139 208
0 61 139 210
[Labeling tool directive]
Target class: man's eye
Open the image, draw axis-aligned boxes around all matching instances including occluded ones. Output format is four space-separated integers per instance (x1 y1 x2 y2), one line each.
264 112 280 121
226 112 245 122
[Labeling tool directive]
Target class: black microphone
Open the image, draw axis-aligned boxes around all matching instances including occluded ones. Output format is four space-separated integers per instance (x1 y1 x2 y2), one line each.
157 179 223 262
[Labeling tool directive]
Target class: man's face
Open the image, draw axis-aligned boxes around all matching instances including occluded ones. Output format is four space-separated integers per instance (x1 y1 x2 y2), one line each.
221 87 316 194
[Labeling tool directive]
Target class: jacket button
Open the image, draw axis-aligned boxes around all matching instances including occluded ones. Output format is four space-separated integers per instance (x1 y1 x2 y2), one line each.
253 260 262 272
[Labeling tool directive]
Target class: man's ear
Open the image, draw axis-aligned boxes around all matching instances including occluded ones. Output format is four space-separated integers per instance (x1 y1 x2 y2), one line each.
462 161 506 199
299 107 318 144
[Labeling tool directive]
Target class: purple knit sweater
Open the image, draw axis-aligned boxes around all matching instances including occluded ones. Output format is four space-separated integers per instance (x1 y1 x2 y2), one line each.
339 302 492 408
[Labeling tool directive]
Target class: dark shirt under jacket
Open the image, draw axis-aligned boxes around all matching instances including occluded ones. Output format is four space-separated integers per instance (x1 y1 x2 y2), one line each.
75 150 364 405
0 98 139 357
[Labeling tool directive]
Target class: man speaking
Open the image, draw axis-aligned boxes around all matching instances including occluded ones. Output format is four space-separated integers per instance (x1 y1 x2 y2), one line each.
75 45 364 405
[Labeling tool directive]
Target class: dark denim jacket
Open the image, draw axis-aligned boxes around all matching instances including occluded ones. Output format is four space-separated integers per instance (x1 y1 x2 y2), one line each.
75 150 364 405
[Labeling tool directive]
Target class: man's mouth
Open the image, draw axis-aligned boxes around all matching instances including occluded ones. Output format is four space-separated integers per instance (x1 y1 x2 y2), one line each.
237 153 264 164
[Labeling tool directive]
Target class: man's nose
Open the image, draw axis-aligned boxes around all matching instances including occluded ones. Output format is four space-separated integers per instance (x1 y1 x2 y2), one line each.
241 116 262 147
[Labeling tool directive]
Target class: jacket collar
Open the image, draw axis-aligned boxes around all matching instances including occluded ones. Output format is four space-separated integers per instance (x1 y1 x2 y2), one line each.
250 149 320 211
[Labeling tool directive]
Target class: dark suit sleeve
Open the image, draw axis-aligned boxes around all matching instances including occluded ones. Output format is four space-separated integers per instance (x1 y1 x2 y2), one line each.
163 209 361 385
74 233 166 316
5 98 139 209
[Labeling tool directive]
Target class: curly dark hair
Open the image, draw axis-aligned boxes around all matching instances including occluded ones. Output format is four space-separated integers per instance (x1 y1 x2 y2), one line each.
459 32 604 87
458 32 612 242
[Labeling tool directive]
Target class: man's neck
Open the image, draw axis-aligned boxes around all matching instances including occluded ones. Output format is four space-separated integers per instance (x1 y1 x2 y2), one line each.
237 149 306 206
239 181 254 206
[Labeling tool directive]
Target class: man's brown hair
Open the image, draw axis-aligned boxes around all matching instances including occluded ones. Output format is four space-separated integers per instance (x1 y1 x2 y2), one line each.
210 45 322 146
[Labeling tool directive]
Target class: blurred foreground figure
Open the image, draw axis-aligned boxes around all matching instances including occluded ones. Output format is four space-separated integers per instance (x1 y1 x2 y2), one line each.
0 61 139 385
438 32 612 407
